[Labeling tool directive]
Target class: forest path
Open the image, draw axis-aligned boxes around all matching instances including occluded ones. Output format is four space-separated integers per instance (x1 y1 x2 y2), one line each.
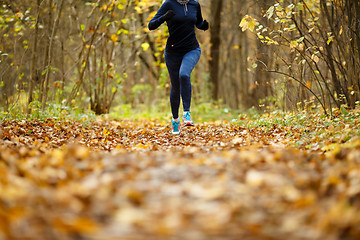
0 119 359 240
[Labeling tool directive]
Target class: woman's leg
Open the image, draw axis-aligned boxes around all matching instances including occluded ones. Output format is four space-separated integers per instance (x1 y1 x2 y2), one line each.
165 51 183 119
179 47 201 112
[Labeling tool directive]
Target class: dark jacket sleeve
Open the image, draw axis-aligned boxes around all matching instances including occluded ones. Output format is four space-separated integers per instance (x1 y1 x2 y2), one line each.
148 2 169 30
195 3 207 30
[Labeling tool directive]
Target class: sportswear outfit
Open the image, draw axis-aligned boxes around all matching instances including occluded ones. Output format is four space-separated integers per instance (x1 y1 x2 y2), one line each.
148 0 208 125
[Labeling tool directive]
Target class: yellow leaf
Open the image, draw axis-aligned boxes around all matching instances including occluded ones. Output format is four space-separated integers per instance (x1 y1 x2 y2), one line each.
100 4 107 11
134 6 142 13
313 55 319 63
134 143 150 149
290 41 297 49
298 43 304 51
54 217 98 233
103 128 109 135
306 81 312 89
141 42 150 51
239 16 249 31
248 19 256 32
110 34 118 43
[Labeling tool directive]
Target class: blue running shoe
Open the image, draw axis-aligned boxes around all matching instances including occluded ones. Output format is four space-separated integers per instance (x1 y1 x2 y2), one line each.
183 112 194 126
171 119 181 135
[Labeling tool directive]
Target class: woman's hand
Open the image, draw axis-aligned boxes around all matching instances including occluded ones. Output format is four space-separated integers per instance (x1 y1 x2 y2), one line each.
161 10 175 21
202 20 209 31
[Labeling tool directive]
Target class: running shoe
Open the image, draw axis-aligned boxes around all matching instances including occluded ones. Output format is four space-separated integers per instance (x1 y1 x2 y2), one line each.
183 112 194 126
171 119 181 135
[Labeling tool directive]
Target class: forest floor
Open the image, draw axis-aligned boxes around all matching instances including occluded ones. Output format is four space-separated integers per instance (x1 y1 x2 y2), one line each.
1 110 360 240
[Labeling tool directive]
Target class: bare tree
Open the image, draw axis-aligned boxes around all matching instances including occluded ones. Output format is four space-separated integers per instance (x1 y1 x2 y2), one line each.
209 0 223 100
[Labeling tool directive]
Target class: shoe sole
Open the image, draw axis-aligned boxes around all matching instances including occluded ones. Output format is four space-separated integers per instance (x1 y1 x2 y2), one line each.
172 131 180 135
184 122 194 126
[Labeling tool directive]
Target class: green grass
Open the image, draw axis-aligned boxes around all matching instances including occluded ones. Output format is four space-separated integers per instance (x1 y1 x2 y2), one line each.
108 102 241 122
0 102 96 122
234 106 360 150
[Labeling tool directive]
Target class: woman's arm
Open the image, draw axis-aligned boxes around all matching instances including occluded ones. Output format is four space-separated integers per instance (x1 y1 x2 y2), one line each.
196 3 209 31
148 3 170 31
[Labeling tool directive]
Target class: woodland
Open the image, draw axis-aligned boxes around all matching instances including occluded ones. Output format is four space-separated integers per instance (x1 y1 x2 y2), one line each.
1 0 360 239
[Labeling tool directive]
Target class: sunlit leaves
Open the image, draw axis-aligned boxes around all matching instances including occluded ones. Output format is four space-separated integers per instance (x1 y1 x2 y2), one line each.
15 12 24 19
110 34 118 43
296 3 304 11
117 3 125 10
239 0 359 114
306 80 312 89
327 32 334 45
239 15 257 32
141 42 150 51
312 54 319 63
134 0 159 14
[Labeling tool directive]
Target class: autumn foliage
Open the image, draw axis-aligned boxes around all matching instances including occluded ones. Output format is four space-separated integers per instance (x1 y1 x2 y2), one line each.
1 0 360 239
1 109 360 239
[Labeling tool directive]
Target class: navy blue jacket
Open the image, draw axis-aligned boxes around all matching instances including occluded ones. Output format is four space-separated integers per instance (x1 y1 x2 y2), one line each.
148 0 208 53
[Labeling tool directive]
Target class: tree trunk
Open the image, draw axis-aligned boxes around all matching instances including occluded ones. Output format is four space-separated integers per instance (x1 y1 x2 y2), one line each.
42 0 65 109
39 0 53 102
250 0 273 108
27 0 40 114
352 0 360 102
67 0 107 105
209 0 223 100
320 0 348 106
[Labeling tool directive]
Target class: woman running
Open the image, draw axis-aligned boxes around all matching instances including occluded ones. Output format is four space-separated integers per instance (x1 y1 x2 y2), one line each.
148 0 209 135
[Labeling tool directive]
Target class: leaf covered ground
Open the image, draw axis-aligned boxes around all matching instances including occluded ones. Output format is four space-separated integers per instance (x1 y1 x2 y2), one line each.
1 110 360 240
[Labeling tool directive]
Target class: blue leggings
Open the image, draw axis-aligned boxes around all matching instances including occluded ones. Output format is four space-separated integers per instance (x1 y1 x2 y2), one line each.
165 47 201 119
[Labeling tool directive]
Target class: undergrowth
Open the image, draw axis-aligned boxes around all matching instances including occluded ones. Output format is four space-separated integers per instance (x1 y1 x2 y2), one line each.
0 103 96 122
1 101 360 152
235 106 360 150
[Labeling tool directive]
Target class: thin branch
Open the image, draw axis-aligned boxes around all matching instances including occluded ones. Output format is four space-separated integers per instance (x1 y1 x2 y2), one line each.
257 60 328 116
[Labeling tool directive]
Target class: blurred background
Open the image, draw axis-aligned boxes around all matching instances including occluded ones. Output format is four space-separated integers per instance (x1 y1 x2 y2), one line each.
0 0 359 118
